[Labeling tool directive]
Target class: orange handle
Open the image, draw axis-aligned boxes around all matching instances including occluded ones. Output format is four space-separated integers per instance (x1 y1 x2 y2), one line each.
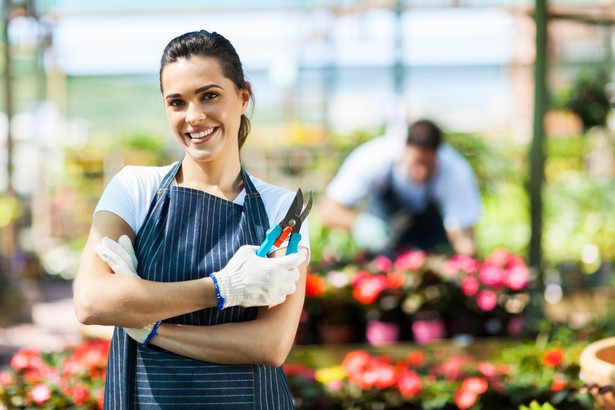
274 226 293 247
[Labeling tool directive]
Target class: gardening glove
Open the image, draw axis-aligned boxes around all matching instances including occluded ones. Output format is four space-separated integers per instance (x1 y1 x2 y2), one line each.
95 236 159 345
210 245 306 309
351 213 392 254
95 235 139 279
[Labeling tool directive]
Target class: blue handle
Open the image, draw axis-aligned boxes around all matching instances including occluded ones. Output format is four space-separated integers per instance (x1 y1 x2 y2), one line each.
286 233 301 255
256 225 282 257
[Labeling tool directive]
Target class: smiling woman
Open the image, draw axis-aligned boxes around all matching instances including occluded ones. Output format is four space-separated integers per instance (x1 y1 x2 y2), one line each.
72 30 311 409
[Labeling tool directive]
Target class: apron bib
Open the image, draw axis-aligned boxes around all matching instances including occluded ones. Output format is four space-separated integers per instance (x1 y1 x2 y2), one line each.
104 161 294 409
370 166 451 253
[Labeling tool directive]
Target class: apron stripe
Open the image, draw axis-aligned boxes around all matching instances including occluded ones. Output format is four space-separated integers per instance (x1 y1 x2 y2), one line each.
104 162 293 409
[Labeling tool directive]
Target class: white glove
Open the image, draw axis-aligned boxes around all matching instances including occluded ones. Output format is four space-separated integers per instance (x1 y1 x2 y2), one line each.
351 213 392 254
95 235 139 279
95 236 159 345
210 245 306 309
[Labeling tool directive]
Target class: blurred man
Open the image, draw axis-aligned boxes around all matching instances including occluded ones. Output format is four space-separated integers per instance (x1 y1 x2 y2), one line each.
320 119 481 256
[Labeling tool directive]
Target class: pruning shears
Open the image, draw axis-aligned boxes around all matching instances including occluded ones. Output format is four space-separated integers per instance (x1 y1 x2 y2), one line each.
256 188 313 257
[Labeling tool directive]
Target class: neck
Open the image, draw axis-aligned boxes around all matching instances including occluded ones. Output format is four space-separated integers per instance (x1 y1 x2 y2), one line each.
177 155 244 200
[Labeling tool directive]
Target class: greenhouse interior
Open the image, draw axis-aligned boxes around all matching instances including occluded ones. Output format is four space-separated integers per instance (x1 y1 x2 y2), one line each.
1 0 615 409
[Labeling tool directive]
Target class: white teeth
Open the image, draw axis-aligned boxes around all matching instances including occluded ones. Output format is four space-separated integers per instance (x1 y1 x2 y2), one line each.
189 128 214 139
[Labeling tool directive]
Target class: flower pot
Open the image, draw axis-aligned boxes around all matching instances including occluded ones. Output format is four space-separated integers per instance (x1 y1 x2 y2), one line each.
580 337 615 409
411 311 446 345
366 320 400 346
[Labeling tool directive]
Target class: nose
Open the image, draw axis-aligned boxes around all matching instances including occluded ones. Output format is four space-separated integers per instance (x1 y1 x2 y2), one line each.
185 103 206 125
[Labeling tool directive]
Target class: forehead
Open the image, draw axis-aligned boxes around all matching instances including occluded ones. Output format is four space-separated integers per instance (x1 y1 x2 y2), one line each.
161 56 229 93
405 145 437 160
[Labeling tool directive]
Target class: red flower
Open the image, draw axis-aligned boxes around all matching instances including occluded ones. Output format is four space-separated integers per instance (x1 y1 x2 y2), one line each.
30 383 52 406
342 350 371 375
72 384 90 405
10 348 44 371
406 351 426 368
386 271 405 289
460 377 488 394
551 379 567 392
305 273 326 297
371 358 396 389
397 368 422 398
454 389 478 410
542 348 564 367
352 274 387 304
476 290 497 311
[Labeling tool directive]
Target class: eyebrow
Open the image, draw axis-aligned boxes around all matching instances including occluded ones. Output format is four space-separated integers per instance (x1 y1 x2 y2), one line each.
165 84 223 100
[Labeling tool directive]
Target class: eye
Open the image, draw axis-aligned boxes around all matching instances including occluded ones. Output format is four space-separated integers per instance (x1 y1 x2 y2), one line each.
167 99 185 108
201 92 219 102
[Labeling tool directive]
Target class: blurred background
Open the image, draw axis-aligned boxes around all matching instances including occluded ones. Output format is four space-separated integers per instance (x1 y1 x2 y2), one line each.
0 0 614 360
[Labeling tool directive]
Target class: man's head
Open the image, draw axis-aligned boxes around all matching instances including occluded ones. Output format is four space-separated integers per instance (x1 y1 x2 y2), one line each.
402 119 443 183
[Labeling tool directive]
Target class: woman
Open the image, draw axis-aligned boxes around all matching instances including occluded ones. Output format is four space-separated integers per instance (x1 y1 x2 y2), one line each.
74 30 309 409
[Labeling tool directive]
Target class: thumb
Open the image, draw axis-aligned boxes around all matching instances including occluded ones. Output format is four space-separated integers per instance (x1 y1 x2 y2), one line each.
271 248 307 269
118 235 138 269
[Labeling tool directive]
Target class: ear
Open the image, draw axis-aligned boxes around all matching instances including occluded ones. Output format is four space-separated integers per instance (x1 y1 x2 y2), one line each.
240 83 252 113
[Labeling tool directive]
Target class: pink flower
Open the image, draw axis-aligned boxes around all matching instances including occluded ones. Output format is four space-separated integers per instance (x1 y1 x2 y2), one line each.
506 264 529 290
352 274 387 305
394 250 426 271
461 276 480 296
484 248 510 267
30 383 52 405
476 290 498 311
10 348 44 371
0 371 12 386
373 255 393 272
447 254 480 275
478 264 505 287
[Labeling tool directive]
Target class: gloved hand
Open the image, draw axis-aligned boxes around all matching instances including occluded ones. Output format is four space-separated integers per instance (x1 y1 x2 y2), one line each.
210 245 306 309
351 213 392 254
95 235 159 345
95 235 139 279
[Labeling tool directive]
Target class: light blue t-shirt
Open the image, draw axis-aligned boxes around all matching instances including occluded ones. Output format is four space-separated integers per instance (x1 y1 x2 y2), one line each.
326 135 482 231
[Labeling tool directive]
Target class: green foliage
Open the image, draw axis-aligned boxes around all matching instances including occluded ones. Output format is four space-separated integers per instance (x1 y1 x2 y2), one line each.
519 401 555 410
552 68 611 131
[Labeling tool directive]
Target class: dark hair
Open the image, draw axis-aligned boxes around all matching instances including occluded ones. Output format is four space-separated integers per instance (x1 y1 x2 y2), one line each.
406 119 443 150
160 30 253 149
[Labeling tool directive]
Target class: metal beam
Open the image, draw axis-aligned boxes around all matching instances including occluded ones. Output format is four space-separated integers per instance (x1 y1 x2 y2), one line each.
529 0 548 283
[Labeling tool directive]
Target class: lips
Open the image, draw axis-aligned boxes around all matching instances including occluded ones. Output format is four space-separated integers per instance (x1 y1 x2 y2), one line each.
188 127 216 140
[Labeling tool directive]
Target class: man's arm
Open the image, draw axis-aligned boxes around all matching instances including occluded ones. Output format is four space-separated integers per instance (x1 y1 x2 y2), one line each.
446 226 477 257
319 195 358 230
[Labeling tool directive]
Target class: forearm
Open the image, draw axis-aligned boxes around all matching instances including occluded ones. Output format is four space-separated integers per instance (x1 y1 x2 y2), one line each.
319 196 357 230
74 262 215 327
74 212 217 327
150 252 308 367
447 227 477 257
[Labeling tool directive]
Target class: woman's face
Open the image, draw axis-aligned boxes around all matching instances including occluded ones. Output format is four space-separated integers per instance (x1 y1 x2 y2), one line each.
161 56 250 165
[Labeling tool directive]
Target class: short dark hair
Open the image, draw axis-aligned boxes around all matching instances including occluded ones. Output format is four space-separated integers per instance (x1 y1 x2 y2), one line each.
159 30 253 149
406 119 443 149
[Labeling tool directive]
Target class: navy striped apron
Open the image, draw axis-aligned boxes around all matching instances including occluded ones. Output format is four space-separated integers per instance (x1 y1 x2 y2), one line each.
103 161 295 409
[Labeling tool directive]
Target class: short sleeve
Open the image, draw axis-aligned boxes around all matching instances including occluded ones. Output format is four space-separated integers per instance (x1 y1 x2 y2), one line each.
94 169 139 233
435 147 482 230
325 137 397 207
